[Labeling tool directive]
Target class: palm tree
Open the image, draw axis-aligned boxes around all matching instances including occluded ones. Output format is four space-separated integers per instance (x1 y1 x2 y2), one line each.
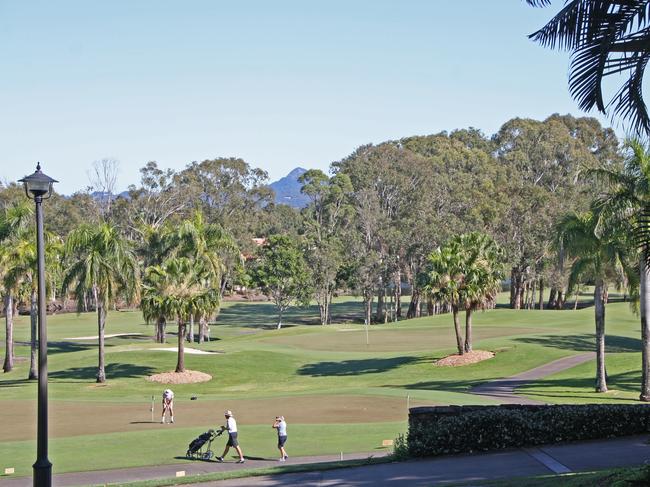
592 138 650 400
425 246 465 355
556 211 633 392
458 233 505 353
425 233 504 355
527 1 650 134
62 223 139 383
141 258 219 372
172 211 237 341
2 230 62 379
0 201 32 373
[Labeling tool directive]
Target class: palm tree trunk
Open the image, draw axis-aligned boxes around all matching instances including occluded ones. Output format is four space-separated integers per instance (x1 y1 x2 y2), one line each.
538 278 544 310
464 309 473 353
452 306 463 355
176 319 186 373
640 254 650 401
198 316 207 343
28 288 38 380
594 279 607 392
95 287 107 383
3 293 14 373
156 316 166 343
187 315 194 343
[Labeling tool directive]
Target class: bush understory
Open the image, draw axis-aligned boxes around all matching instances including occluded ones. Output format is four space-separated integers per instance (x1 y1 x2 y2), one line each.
407 404 650 457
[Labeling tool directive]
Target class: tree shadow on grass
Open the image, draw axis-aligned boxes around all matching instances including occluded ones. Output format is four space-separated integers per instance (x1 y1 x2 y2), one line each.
47 341 96 355
50 363 156 381
385 377 495 394
298 356 425 377
520 369 641 396
514 334 641 353
0 378 35 387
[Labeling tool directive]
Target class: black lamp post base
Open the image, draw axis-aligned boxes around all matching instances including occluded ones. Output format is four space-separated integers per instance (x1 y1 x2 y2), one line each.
33 454 51 485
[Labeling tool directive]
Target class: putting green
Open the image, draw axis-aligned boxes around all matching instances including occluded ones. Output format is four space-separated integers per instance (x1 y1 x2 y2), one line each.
1 394 428 442
262 325 550 352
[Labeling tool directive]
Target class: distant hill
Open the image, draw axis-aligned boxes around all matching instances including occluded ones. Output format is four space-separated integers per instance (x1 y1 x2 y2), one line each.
90 190 130 201
269 167 310 208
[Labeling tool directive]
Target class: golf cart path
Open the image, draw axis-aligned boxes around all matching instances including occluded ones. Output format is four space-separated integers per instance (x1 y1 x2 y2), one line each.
1 434 649 486
470 352 596 404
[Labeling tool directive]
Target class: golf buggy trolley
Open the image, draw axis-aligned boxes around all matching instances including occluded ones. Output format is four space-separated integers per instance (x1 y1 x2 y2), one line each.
186 428 223 460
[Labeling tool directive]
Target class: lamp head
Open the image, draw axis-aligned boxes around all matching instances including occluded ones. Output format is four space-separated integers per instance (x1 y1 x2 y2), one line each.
19 163 58 199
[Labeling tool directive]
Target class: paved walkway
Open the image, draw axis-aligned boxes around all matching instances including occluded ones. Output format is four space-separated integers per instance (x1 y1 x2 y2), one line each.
2 434 647 486
470 352 596 404
187 434 650 486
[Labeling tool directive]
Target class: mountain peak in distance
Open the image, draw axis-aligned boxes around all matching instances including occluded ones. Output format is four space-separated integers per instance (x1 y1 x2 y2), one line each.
269 167 309 208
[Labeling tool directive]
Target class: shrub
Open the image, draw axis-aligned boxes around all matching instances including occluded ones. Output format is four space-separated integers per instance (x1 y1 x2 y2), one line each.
408 404 650 457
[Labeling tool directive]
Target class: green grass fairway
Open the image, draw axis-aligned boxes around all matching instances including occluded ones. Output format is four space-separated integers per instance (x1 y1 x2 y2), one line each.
0 296 645 476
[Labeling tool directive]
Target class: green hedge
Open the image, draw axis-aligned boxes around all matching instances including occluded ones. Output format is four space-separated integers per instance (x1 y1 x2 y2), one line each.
408 404 650 457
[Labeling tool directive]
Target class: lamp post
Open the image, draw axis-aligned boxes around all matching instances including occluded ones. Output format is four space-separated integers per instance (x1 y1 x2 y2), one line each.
19 163 57 487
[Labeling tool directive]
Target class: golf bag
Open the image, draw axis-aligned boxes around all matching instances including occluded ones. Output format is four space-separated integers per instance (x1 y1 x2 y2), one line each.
186 428 222 460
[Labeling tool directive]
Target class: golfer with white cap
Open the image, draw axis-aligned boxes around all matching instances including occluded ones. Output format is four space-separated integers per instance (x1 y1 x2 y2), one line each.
217 410 245 463
161 389 174 424
272 415 288 461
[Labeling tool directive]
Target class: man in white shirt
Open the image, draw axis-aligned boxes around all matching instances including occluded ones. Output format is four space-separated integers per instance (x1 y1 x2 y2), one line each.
272 416 288 461
217 410 245 463
161 389 174 424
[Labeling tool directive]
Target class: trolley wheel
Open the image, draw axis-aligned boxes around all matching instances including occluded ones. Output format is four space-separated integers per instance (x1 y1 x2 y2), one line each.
203 451 214 460
186 451 192 459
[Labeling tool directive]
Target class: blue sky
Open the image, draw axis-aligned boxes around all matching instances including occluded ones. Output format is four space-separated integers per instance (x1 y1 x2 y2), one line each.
0 1 614 194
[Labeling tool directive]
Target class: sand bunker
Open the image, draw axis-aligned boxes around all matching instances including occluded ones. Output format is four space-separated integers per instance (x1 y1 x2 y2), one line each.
150 347 220 355
147 370 212 384
64 333 144 340
434 350 495 367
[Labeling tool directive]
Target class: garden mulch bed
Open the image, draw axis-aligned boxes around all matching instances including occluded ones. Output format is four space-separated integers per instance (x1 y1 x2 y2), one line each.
147 369 212 384
434 350 494 367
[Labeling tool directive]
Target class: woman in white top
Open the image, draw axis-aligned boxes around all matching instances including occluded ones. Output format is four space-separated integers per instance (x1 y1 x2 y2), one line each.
272 416 288 461
161 389 174 424
217 410 245 463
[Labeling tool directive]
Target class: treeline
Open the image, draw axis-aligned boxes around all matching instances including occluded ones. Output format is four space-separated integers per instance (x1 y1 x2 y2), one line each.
4 112 640 388
0 113 621 328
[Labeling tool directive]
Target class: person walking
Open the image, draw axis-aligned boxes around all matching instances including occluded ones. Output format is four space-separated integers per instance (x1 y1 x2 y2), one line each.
272 416 288 461
161 389 174 424
217 410 245 463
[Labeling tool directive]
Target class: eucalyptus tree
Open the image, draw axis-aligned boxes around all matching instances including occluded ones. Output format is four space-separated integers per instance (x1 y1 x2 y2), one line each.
556 210 633 392
493 115 620 309
592 138 650 400
123 161 188 231
0 201 32 373
334 143 430 321
174 158 273 244
527 0 650 135
141 257 220 372
299 170 353 324
62 223 139 383
251 235 312 329
400 130 503 318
